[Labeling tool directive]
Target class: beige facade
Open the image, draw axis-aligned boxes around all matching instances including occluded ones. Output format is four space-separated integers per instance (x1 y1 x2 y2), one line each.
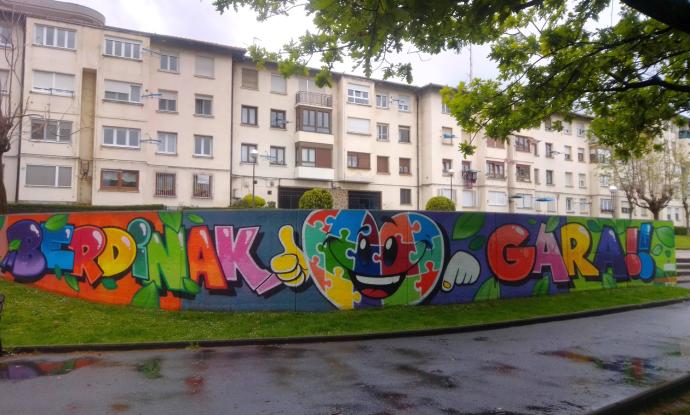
2 0 690 226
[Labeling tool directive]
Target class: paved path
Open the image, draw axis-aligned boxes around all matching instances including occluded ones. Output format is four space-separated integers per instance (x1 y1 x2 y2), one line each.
1 303 690 415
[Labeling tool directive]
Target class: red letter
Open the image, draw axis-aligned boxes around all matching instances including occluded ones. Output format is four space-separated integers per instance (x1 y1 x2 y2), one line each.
488 224 535 282
68 226 105 284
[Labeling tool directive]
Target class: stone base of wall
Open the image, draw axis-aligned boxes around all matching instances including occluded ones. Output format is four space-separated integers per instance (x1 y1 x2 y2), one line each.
330 189 348 209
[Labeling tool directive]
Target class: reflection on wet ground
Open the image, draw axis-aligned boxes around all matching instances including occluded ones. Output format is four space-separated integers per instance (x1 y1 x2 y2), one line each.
0 357 100 380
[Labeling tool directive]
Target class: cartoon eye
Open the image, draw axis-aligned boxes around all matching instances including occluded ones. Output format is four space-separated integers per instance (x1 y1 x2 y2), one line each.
357 236 372 265
382 237 398 266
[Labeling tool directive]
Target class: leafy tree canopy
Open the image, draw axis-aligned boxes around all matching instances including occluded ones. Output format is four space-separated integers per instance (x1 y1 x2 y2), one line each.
214 0 690 159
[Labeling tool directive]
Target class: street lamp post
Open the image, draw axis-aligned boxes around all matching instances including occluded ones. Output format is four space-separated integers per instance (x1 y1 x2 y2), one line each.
250 148 259 208
448 168 455 204
609 184 618 219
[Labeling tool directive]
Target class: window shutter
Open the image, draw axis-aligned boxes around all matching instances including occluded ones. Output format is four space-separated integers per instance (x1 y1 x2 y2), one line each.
242 68 258 89
358 153 370 169
315 147 332 168
195 56 214 77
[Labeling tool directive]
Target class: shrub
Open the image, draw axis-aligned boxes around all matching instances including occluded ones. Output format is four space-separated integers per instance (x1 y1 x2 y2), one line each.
231 194 266 209
675 226 689 236
425 196 455 211
299 188 333 209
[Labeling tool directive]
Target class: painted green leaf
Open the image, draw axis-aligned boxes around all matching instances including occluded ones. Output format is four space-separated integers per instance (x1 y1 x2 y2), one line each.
474 277 500 301
665 250 672 258
655 226 675 248
44 214 69 232
545 216 560 233
131 283 160 309
587 219 601 232
64 274 80 292
651 244 663 256
528 218 537 225
101 278 118 290
187 214 204 225
8 239 20 251
599 219 614 229
469 235 486 251
54 265 62 281
533 276 550 296
614 220 629 235
158 211 183 232
182 278 200 295
602 271 617 289
0 215 5 229
452 212 486 240
656 266 666 278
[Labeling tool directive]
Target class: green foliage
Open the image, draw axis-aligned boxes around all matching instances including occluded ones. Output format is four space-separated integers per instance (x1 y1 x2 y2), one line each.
232 194 267 209
425 196 455 211
298 188 333 209
674 226 689 236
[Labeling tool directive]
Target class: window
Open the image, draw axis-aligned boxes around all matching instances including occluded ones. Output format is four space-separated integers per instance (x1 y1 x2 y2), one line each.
270 109 286 129
103 127 140 148
376 123 389 141
398 95 410 111
577 123 586 137
439 188 454 201
195 95 213 116
240 105 256 124
565 197 574 212
534 168 540 184
442 159 452 173
399 126 411 143
512 164 529 182
515 136 531 152
579 173 587 188
600 174 611 187
347 152 370 169
563 121 572 135
600 198 613 213
580 198 589 212
399 158 411 175
488 191 507 206
30 119 71 143
377 156 389 173
154 173 176 197
486 161 505 179
442 127 453 144
376 93 388 109
104 37 141 59
592 148 611 164
104 80 141 103
487 138 504 148
101 169 138 191
300 147 316 167
194 135 213 157
195 56 214 78
564 146 572 161
546 170 554 185
347 117 370 135
347 83 369 104
577 147 585 162
298 108 331 134
271 74 286 94
0 24 11 46
514 193 533 209
35 25 75 49
156 132 177 154
442 101 451 114
32 70 74 96
241 143 258 163
545 143 554 157
0 69 8 94
193 174 212 198
565 172 573 187
160 52 178 72
270 146 285 165
400 188 412 205
544 118 553 131
622 203 633 215
241 68 258 89
26 165 71 188
158 90 177 112
462 190 475 207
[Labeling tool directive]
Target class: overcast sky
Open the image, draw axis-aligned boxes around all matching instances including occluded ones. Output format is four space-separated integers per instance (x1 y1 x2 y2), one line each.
68 0 620 87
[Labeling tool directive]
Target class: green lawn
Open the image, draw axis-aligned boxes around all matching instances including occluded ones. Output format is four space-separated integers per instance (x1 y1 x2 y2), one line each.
676 235 690 250
0 278 688 349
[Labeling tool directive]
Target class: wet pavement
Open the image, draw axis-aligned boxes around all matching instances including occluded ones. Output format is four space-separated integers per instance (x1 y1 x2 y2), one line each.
1 302 690 415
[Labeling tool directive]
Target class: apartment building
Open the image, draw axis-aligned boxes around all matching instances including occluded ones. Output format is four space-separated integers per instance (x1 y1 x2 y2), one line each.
2 0 690 226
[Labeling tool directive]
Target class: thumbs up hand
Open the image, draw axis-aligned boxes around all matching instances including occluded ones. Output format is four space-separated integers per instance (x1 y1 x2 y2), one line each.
270 225 308 287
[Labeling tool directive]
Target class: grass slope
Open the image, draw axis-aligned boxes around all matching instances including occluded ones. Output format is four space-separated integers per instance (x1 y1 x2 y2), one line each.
0 279 688 349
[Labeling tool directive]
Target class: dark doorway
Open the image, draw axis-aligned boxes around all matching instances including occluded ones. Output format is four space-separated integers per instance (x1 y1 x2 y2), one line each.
278 187 310 209
347 191 381 209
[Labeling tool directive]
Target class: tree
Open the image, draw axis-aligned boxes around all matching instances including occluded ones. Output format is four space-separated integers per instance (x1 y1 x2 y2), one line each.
298 188 333 209
214 0 690 159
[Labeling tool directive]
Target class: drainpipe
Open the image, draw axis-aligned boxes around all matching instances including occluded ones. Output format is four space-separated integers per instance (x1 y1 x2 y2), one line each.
228 57 235 206
14 16 26 203
415 93 420 210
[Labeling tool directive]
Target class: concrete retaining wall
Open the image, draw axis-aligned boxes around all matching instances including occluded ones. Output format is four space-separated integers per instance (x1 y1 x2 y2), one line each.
0 210 676 311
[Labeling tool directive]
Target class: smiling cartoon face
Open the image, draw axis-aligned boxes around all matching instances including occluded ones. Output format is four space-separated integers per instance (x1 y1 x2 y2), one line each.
303 210 444 309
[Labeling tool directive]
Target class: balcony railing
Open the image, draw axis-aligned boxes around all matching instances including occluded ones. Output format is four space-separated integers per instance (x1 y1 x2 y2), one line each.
296 91 333 107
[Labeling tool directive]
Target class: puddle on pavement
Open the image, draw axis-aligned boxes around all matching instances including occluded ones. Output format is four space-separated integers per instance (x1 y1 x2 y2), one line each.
136 357 163 379
185 375 204 395
0 357 100 381
540 349 663 385
356 382 415 411
395 364 457 388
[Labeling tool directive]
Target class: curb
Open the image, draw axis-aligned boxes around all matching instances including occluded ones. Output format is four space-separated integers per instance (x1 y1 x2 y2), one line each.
3 296 688 355
588 372 690 415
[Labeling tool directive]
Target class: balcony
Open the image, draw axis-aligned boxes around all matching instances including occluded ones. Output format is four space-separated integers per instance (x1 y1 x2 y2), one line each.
296 91 332 108
295 129 334 145
295 165 335 181
485 173 506 180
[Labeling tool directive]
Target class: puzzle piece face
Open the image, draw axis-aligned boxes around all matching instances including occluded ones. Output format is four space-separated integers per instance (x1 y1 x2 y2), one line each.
303 210 445 309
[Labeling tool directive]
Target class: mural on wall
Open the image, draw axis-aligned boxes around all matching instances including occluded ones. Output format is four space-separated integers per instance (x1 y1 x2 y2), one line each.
0 210 677 311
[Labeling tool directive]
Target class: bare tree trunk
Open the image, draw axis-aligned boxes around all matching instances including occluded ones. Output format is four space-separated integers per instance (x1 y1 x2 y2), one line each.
651 208 660 220
0 160 7 214
684 198 690 235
